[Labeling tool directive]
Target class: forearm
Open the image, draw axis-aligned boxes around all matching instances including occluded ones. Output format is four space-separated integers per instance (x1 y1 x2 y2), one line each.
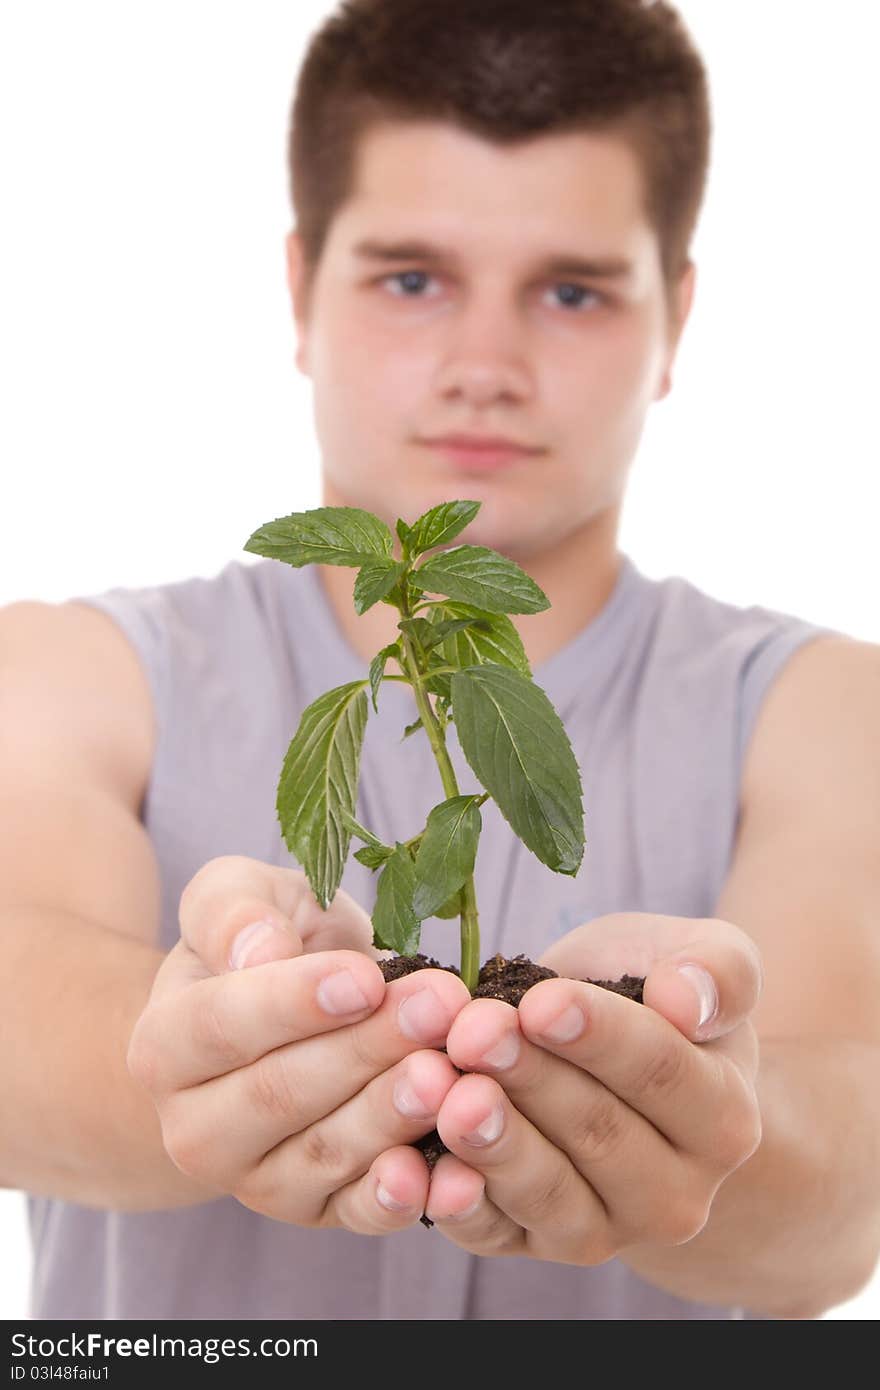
0 905 222 1211
618 1037 880 1318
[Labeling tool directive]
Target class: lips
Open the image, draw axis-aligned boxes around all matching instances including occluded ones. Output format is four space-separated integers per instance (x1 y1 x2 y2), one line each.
421 433 541 454
418 433 543 471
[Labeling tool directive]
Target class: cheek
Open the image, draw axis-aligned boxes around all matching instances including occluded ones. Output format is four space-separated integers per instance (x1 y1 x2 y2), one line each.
566 315 660 407
314 307 432 418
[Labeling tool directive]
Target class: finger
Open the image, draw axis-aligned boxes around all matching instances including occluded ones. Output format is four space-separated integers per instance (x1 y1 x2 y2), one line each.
147 967 470 1169
129 948 386 1094
424 1151 519 1251
330 1146 433 1236
235 1049 460 1224
517 978 761 1163
539 913 763 1044
433 1074 611 1264
172 854 375 989
420 1151 486 1222
444 998 699 1241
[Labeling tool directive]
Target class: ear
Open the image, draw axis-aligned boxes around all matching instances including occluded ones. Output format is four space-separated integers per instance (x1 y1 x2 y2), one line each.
284 229 311 376
656 259 697 401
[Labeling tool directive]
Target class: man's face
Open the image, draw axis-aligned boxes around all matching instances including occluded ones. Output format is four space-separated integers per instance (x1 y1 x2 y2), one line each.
286 119 694 560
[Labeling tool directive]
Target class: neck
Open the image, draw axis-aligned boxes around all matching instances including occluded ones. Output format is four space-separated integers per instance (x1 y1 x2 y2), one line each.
314 486 623 670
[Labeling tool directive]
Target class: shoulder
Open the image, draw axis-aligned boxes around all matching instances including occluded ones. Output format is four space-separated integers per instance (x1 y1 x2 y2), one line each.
1 596 155 813
739 632 880 820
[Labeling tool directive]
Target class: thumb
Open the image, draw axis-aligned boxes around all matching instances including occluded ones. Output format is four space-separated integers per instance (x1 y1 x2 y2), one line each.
642 924 764 1043
539 911 763 1043
294 882 379 958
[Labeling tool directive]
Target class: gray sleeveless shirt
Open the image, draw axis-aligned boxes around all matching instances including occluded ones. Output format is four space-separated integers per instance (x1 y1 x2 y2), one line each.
27 551 837 1320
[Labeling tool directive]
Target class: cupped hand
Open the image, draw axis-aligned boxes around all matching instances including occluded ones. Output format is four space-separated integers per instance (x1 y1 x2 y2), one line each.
126 855 471 1233
422 912 763 1262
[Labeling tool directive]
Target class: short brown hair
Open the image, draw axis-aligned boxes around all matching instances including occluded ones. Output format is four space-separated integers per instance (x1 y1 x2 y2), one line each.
288 0 711 311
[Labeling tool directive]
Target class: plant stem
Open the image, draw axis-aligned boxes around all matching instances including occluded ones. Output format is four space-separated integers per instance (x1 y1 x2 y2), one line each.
398 610 481 994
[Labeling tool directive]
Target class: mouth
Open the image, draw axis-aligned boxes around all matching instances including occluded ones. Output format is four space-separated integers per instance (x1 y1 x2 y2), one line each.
417 435 543 472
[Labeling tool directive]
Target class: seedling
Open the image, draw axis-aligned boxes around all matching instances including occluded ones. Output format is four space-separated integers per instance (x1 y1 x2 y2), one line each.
244 499 585 995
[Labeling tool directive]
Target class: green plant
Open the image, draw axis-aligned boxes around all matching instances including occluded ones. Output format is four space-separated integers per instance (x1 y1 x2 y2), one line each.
244 499 585 994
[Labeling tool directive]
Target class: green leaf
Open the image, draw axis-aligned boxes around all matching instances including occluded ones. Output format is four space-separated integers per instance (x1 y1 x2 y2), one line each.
383 572 425 610
276 680 369 908
354 844 394 872
340 810 384 848
423 657 451 701
412 795 482 919
368 641 401 713
428 601 530 676
396 517 412 549
243 506 393 569
422 615 490 653
433 887 464 919
406 500 481 558
397 616 436 652
450 664 584 875
372 843 421 954
401 716 423 741
435 694 453 729
415 546 549 615
354 559 403 615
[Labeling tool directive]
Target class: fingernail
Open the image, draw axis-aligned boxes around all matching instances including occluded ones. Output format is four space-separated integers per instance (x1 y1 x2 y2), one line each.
376 1181 413 1213
393 1072 434 1120
316 968 371 1016
479 1031 520 1070
229 919 288 970
429 1190 484 1223
677 964 718 1033
397 986 451 1044
539 1003 585 1044
462 1103 504 1146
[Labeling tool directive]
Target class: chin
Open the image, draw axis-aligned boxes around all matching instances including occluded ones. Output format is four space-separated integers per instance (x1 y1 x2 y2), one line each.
348 472 541 557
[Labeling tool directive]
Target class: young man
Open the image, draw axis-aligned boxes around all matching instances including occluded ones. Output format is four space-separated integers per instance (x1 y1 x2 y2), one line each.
3 0 879 1321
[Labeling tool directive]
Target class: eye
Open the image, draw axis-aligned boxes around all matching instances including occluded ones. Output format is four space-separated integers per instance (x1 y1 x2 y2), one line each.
546 282 603 312
380 270 439 298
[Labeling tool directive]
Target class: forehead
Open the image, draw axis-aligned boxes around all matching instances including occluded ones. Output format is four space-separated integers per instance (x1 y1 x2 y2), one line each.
330 119 653 264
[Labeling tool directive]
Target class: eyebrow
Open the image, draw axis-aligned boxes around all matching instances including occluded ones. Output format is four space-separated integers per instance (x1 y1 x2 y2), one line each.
350 237 635 281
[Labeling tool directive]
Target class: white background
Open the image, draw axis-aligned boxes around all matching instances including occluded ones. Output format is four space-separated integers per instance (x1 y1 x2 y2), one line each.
1 1 877 1320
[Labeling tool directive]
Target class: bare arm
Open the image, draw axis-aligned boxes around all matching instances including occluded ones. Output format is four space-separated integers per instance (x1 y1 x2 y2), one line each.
0 903 220 1210
0 599 218 1210
621 636 880 1316
620 1035 880 1317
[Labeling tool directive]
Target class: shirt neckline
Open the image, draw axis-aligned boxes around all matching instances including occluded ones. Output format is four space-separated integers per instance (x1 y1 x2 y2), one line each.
280 548 649 708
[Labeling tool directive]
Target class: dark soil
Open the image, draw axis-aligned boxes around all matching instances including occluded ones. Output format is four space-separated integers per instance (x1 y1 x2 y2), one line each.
379 951 645 1226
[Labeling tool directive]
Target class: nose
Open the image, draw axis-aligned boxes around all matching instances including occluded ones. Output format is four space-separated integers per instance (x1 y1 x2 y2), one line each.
433 292 533 407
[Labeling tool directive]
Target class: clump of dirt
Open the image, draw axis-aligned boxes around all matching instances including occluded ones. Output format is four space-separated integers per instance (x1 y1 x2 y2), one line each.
379 952 645 1226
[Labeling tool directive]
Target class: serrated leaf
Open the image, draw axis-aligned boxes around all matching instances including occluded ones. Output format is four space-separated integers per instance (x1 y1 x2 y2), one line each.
354 559 403 615
372 843 421 954
406 500 481 558
340 810 384 848
243 506 393 569
276 680 369 907
401 716 423 741
450 664 584 875
412 795 482 919
422 615 489 653
368 641 402 713
415 545 549 615
396 517 412 548
354 844 394 872
428 601 531 676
